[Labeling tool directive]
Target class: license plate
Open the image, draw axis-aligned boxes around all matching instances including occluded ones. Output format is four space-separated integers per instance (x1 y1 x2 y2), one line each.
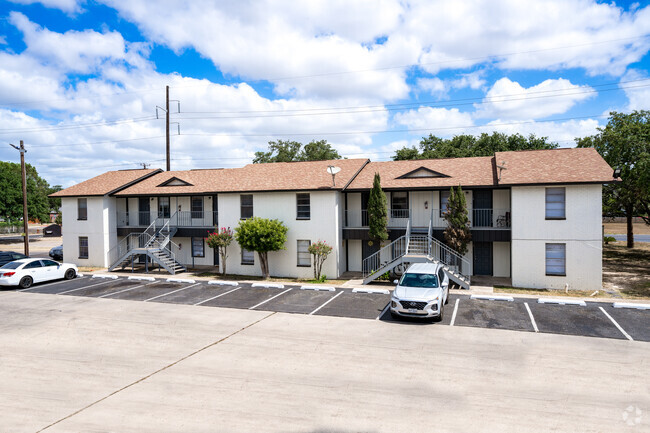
408 308 417 313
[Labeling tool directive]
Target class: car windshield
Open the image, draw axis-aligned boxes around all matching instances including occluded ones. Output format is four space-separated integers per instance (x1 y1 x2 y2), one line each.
399 273 439 288
1 262 22 269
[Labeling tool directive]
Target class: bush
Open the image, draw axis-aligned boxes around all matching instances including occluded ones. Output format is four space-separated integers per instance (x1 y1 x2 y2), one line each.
604 236 616 245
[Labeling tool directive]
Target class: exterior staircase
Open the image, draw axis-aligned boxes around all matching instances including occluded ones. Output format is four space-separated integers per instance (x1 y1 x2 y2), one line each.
362 221 471 288
108 215 185 275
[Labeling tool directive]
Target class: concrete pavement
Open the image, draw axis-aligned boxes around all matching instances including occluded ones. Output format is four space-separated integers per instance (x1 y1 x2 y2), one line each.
0 290 647 433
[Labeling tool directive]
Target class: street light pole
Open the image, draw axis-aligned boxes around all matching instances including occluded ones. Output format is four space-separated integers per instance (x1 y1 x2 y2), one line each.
9 140 29 256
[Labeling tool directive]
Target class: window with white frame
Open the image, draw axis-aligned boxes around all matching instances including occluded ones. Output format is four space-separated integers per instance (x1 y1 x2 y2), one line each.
545 187 566 219
77 198 87 220
545 243 566 276
297 240 311 266
391 191 408 218
240 194 253 219
158 196 170 218
439 190 450 217
192 237 204 257
79 237 88 259
296 193 310 220
241 248 254 265
191 196 204 219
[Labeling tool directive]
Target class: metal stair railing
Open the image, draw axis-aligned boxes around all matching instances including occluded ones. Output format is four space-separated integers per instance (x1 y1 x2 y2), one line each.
428 236 471 284
362 235 407 279
108 218 157 269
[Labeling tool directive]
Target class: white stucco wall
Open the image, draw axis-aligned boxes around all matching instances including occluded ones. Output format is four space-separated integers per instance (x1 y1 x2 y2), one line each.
213 191 341 279
511 184 602 290
61 196 116 267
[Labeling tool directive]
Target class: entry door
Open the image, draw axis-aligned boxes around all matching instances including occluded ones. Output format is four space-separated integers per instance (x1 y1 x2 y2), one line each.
361 240 380 274
138 197 150 226
473 242 493 276
473 190 493 227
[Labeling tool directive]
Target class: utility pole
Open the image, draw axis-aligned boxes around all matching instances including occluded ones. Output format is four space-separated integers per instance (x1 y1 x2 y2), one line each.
166 85 170 171
8 140 29 256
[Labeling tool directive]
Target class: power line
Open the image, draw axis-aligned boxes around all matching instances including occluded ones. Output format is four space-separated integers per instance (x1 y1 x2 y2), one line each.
0 115 158 135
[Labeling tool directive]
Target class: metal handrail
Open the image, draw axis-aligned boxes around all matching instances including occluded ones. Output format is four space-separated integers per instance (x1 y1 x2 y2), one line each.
362 235 407 279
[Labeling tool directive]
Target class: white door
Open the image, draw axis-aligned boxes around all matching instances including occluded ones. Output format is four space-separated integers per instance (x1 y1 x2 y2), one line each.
42 259 64 280
411 191 432 229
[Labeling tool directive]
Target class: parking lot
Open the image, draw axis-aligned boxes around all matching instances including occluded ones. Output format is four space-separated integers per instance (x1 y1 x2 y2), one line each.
12 274 650 342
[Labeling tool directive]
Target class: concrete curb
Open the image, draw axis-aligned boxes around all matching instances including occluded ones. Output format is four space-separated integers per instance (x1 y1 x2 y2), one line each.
92 274 118 280
613 302 650 310
538 298 586 306
352 288 390 295
208 281 238 286
470 294 514 302
128 276 155 282
300 285 335 292
166 278 196 284
252 283 284 289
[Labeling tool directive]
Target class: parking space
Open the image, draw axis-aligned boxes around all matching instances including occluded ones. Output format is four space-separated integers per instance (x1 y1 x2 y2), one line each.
600 306 650 342
9 274 650 342
453 297 535 332
527 301 626 340
255 288 342 314
313 289 390 320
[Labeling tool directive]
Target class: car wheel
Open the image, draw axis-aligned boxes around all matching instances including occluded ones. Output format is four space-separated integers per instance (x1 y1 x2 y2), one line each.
19 276 33 289
433 304 444 322
64 269 76 280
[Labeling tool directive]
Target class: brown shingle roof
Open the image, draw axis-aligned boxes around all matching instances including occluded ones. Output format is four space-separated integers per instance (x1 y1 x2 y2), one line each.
50 169 162 197
495 147 615 185
345 156 496 190
114 159 369 196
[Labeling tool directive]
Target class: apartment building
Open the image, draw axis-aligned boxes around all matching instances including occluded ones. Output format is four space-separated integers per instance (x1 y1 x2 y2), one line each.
51 147 615 290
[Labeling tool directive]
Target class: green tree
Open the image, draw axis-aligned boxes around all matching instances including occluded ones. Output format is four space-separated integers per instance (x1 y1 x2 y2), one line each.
576 110 650 248
308 240 333 280
234 217 288 279
443 186 471 256
0 161 58 223
206 227 234 276
367 173 388 242
253 139 341 163
393 132 558 160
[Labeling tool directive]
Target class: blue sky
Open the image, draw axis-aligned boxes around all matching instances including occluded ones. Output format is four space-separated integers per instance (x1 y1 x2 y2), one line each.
0 0 649 187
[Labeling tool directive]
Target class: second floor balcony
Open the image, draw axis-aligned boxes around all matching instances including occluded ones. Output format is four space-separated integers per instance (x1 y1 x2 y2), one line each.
344 208 511 230
117 211 219 228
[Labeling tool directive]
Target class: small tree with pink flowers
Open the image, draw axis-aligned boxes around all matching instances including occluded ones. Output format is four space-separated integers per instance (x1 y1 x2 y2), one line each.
206 227 234 276
308 240 333 281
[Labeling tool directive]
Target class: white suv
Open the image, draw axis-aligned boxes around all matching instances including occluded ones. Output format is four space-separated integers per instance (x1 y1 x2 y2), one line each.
390 262 449 321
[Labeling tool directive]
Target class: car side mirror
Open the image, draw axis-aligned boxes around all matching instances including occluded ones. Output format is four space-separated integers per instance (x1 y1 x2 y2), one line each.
393 279 399 285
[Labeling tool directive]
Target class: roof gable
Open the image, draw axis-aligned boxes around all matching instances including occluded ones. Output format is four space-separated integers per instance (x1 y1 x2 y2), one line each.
157 177 193 187
396 167 449 179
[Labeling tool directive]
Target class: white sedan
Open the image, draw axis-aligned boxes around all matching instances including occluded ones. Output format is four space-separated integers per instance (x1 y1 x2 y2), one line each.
0 258 78 289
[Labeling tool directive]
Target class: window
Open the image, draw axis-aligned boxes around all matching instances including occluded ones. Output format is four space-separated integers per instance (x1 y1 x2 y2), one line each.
23 261 43 269
79 237 88 259
42 260 58 267
240 194 253 219
192 237 204 257
241 248 254 265
545 187 565 219
191 197 204 219
158 197 170 218
296 193 310 220
77 198 87 220
391 191 408 218
440 190 450 217
297 240 311 266
545 243 566 276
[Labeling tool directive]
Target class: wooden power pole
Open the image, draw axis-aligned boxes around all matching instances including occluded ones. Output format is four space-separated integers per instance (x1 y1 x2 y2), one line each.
9 140 29 256
166 85 170 171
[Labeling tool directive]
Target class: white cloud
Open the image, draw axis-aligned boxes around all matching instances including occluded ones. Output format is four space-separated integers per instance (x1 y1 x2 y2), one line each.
9 0 83 14
417 71 486 98
475 78 595 119
620 69 650 111
393 107 474 136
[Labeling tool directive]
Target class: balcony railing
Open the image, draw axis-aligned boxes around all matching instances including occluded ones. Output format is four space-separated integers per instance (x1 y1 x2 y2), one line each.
117 211 219 228
344 208 511 229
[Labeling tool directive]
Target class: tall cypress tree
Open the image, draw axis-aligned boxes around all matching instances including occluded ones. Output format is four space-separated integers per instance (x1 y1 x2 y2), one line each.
443 186 471 256
368 173 388 242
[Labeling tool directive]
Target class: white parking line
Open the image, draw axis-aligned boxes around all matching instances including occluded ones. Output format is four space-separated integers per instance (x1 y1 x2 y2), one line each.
309 291 344 315
194 287 242 306
144 283 201 302
524 302 539 332
249 288 293 310
376 303 390 320
599 307 633 341
98 281 157 298
450 298 459 326
57 279 114 295
18 276 87 292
